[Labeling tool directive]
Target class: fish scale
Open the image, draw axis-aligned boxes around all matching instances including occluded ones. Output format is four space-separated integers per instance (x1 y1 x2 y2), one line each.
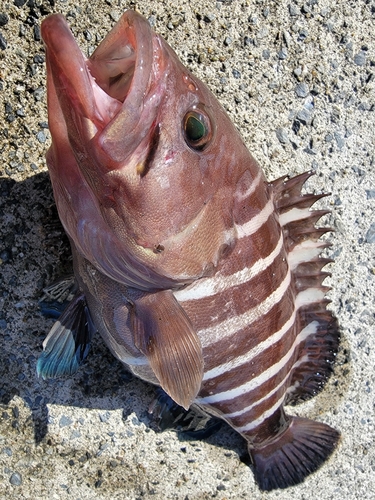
37 10 340 491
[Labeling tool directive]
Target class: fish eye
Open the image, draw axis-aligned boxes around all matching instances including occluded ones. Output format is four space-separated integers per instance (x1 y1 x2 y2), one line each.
183 108 212 151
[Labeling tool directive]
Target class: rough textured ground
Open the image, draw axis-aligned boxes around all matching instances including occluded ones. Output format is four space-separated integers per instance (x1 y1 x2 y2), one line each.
0 0 374 498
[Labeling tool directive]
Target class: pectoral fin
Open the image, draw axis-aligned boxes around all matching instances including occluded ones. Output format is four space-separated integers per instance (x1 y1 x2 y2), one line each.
37 292 96 379
131 290 203 410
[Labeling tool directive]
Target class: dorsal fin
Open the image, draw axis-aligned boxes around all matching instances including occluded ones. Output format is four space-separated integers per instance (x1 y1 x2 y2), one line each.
271 171 340 404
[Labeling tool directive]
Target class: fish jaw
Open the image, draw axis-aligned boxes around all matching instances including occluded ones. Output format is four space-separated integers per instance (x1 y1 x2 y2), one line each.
42 11 164 169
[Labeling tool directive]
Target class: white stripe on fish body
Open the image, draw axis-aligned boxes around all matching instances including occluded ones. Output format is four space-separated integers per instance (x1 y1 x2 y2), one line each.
224 355 309 420
202 285 324 381
202 305 297 381
234 169 263 202
174 232 284 303
234 393 286 433
196 321 319 406
235 198 275 239
197 269 292 349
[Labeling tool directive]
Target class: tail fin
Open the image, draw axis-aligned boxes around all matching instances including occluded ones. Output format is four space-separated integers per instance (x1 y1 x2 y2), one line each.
250 416 340 491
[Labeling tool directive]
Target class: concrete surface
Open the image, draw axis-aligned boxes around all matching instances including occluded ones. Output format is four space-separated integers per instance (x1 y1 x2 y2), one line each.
0 0 374 498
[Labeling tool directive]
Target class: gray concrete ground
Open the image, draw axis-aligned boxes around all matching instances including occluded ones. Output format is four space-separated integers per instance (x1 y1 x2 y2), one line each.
0 0 374 498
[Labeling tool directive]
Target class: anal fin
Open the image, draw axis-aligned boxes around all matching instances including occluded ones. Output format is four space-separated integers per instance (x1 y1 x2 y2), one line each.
250 416 340 491
37 292 96 379
131 290 203 410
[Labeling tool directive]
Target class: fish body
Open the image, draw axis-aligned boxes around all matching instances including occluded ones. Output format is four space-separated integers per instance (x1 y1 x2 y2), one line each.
38 11 340 490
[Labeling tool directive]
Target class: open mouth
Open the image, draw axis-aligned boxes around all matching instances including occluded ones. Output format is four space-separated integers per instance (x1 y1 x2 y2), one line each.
42 11 164 162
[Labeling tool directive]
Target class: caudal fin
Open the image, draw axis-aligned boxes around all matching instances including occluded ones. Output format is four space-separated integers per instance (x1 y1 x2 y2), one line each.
250 416 340 491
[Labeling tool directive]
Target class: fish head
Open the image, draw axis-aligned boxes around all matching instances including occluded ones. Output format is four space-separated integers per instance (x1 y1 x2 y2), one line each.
42 11 259 288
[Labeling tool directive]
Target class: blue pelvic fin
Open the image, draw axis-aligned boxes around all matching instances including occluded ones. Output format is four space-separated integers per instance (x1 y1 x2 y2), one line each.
37 292 96 379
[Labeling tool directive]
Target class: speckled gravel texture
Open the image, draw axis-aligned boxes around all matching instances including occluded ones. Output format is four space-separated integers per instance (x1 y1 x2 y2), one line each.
0 0 374 498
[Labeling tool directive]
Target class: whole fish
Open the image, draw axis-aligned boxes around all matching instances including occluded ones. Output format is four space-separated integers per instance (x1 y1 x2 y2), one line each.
38 10 340 490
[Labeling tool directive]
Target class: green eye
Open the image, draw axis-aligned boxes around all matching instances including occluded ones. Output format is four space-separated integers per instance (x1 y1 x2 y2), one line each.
183 109 212 150
185 114 205 141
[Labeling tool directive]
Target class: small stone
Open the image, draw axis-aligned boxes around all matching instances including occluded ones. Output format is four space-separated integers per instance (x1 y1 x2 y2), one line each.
354 51 366 66
296 108 312 125
0 13 9 26
232 69 241 79
278 47 288 60
276 128 289 144
292 120 300 134
36 131 46 143
34 24 41 41
33 54 45 64
301 3 311 15
224 36 232 46
283 30 291 47
334 131 345 150
262 49 270 59
298 29 309 41
109 11 120 22
59 415 73 428
365 223 375 243
84 30 92 41
289 4 299 16
147 15 156 27
366 190 375 199
9 472 22 486
0 32 7 50
14 0 27 6
295 82 309 98
248 15 257 25
0 250 10 262
99 411 110 423
204 13 215 22
34 88 44 101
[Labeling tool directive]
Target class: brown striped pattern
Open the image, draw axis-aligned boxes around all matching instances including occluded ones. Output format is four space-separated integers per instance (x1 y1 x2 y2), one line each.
174 173 331 442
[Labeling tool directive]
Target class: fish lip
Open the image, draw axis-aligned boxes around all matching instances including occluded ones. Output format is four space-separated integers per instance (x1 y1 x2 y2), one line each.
42 11 165 164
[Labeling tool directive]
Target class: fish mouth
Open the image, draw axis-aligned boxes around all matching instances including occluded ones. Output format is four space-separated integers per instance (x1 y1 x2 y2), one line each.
42 11 165 163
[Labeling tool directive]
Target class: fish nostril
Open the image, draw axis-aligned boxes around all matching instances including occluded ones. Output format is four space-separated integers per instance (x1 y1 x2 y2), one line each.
153 244 165 254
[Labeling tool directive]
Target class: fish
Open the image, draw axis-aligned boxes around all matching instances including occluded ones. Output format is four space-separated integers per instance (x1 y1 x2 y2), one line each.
37 10 340 491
